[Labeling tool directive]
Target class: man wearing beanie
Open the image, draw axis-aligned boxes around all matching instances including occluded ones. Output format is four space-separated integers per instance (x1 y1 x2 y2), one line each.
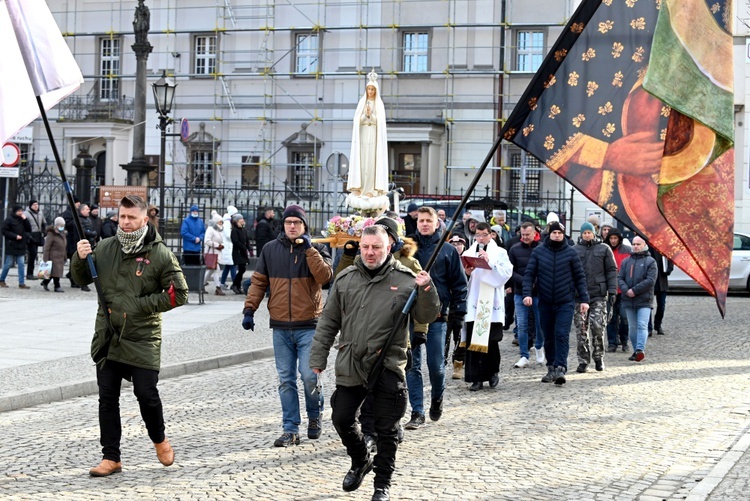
242 204 333 447
0 205 32 288
101 211 119 239
404 203 419 237
523 221 589 385
180 204 204 265
573 222 617 373
24 200 47 280
605 227 632 352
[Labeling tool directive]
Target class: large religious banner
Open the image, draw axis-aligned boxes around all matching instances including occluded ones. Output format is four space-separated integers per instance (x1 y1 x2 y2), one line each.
503 0 734 315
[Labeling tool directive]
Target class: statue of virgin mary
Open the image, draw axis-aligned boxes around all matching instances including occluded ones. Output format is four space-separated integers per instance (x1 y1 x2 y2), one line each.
345 69 389 214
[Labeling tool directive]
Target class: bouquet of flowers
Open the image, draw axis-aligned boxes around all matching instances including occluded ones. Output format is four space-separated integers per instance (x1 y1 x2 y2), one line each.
320 215 405 247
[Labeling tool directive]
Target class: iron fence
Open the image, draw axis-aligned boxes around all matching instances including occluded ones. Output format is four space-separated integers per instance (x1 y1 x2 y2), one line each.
11 162 574 255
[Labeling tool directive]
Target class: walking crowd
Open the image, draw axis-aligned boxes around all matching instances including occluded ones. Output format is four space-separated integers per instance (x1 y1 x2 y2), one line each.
1 196 670 501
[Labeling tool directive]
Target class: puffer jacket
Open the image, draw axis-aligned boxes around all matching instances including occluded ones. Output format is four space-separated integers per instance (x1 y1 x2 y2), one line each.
574 237 618 301
523 236 590 305
71 224 188 370
618 250 657 309
244 232 333 329
310 255 440 386
181 215 205 253
413 231 468 318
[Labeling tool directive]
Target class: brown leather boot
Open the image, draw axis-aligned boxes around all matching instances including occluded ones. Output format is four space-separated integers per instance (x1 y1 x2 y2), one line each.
215 286 225 296
154 438 174 466
89 459 122 477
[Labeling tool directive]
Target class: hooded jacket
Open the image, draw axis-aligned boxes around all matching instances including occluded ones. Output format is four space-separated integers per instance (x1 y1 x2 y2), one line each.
245 232 333 329
180 211 205 253
574 236 618 301
71 224 188 370
310 255 440 386
617 250 657 309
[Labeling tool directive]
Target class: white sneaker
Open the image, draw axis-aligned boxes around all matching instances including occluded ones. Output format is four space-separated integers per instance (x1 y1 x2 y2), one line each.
514 357 530 368
535 347 546 365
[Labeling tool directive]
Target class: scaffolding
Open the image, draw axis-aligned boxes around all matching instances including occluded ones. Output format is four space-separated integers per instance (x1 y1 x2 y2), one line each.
48 0 574 200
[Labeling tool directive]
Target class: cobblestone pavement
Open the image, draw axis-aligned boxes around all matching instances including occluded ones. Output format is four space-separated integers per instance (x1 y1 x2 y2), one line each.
1 293 749 500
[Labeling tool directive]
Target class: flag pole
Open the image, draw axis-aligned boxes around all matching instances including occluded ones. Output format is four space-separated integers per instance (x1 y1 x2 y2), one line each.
367 132 506 390
35 96 116 338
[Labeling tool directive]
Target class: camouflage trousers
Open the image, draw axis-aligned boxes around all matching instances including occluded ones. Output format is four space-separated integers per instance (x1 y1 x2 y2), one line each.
574 299 607 365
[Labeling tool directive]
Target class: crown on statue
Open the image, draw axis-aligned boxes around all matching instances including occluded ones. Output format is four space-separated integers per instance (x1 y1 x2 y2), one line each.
367 68 378 84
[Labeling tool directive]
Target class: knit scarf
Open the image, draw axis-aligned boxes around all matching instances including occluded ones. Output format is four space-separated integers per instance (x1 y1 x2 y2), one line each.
117 225 148 254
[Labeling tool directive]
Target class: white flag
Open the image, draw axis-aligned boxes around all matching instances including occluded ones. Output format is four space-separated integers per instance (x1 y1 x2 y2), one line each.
0 0 84 144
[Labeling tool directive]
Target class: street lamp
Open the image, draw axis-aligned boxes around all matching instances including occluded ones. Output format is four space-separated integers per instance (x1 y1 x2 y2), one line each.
152 71 177 236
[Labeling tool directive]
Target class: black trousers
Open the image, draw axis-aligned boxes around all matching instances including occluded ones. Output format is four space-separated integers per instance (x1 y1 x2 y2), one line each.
26 242 38 277
331 369 407 489
96 360 166 462
463 321 503 383
232 263 247 289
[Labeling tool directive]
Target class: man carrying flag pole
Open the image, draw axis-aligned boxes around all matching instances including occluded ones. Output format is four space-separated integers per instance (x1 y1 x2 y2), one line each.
2 0 190 477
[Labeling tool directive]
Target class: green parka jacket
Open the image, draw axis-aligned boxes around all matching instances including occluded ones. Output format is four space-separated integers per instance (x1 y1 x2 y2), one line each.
71 224 188 370
310 255 440 386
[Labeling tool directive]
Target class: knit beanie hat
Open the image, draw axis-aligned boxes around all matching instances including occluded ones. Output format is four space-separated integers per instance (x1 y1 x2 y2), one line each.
491 225 503 236
283 204 308 230
227 205 238 216
12 204 24 213
580 222 596 234
211 213 223 225
54 217 65 227
231 213 244 224
29 200 38 208
375 217 400 243
546 212 559 224
107 210 118 218
407 202 419 213
190 204 200 212
548 221 565 234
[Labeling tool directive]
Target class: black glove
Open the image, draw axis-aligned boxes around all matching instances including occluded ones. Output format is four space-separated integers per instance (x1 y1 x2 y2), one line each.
242 310 255 331
405 348 413 371
449 313 465 334
608 294 617 309
298 234 312 249
343 240 359 257
413 331 427 348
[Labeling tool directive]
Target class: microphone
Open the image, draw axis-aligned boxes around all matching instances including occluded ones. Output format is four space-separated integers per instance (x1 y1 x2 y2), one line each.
477 244 485 252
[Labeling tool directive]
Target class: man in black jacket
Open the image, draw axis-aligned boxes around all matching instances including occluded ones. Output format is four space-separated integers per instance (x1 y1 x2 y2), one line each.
509 222 543 368
101 211 119 239
405 206 467 429
523 221 589 385
254 208 277 256
573 222 618 373
0 205 32 289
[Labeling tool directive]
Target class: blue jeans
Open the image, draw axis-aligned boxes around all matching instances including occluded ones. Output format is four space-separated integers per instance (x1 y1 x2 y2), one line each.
538 300 575 371
0 254 26 285
272 328 323 434
514 294 544 359
623 307 650 352
407 321 447 415
220 264 237 285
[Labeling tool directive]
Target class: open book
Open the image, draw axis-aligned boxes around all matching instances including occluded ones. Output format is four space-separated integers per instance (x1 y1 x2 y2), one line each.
461 255 491 270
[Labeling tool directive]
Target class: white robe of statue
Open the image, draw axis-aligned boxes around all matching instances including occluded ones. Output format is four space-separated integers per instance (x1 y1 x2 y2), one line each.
346 70 389 213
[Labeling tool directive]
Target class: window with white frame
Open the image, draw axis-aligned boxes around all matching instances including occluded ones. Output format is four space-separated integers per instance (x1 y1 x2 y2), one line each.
294 32 319 74
290 150 317 196
402 31 429 73
99 37 121 101
515 30 544 72
510 152 541 203
194 35 217 76
191 150 214 189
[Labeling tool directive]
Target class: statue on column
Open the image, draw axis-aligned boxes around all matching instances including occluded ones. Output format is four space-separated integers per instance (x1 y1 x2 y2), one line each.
133 0 150 45
345 69 390 216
